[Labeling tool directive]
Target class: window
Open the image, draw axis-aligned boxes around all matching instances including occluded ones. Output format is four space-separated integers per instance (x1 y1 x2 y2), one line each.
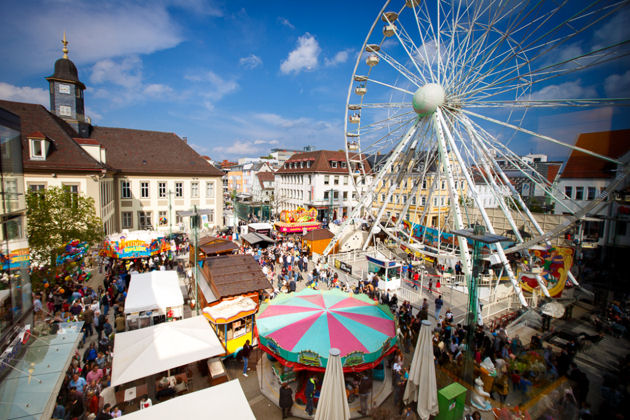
333 191 339 199
433 197 438 206
324 175 329 185
343 176 348 185
441 181 446 190
29 184 45 192
206 181 214 197
138 211 152 229
422 180 427 189
121 212 133 229
343 191 348 200
63 184 79 208
324 191 329 199
575 186 584 200
59 84 71 94
29 139 45 160
159 210 168 226
421 196 426 206
307 161 312 168
59 105 72 116
191 182 199 198
381 194 385 202
412 196 416 205
159 182 167 198
121 181 131 199
331 161 338 168
175 182 183 197
140 182 149 198
333 176 339 185
564 186 572 199
587 187 596 200
341 162 347 168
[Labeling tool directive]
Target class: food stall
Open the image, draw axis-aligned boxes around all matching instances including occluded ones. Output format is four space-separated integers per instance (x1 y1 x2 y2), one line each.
367 252 402 290
203 295 258 356
124 271 184 330
301 228 337 255
274 207 321 235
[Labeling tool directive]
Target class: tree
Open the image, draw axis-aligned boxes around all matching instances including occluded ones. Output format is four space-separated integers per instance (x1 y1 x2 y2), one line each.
26 186 104 267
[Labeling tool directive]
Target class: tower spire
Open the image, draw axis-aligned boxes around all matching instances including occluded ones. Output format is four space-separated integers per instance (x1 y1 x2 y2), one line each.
62 31 68 59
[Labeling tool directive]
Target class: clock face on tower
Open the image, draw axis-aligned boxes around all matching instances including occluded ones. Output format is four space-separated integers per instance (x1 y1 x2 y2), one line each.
59 84 70 94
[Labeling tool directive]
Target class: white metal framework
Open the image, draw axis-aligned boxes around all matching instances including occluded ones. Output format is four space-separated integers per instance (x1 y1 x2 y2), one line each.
324 0 630 306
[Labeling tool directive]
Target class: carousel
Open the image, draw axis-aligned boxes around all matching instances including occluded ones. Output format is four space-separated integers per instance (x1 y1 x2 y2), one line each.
256 288 398 418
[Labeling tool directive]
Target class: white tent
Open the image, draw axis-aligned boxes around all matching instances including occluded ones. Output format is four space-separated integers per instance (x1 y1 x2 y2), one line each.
111 316 225 387
125 271 183 315
314 348 350 420
404 320 439 420
119 379 255 419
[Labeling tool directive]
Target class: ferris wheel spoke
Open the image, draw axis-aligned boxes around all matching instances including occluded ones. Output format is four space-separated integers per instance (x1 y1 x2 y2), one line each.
370 48 424 88
462 108 624 165
366 78 416 95
464 98 630 108
358 102 412 109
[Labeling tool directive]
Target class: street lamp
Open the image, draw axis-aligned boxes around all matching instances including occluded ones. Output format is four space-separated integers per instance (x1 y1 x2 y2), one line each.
450 224 509 383
178 205 214 316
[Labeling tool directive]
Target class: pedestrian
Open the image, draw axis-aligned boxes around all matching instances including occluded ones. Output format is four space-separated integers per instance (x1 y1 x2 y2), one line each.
279 382 293 419
305 375 317 416
139 395 152 410
241 339 252 377
359 373 373 416
434 295 444 319
428 279 433 293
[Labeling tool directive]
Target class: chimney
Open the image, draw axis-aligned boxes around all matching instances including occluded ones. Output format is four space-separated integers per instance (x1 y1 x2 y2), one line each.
183 136 188 143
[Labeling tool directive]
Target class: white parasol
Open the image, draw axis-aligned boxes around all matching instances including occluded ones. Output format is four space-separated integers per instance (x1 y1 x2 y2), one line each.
404 320 439 419
314 348 351 420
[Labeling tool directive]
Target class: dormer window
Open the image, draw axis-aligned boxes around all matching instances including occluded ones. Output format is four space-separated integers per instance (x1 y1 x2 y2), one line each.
331 161 338 168
29 137 49 160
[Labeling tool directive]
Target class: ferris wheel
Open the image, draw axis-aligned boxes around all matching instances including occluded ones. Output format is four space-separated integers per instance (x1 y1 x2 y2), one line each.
325 0 630 306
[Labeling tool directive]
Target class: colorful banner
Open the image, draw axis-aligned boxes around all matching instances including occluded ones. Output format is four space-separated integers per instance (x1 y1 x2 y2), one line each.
99 237 170 259
519 246 574 297
0 248 29 270
274 221 321 233
279 207 317 223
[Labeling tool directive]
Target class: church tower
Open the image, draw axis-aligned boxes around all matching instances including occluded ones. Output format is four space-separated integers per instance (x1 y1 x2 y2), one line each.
45 33 90 137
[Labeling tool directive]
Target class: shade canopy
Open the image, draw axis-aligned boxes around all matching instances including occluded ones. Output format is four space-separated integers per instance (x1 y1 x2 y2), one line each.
541 301 565 318
118 379 255 419
257 289 397 371
314 348 350 420
124 271 183 314
404 320 438 420
111 316 224 386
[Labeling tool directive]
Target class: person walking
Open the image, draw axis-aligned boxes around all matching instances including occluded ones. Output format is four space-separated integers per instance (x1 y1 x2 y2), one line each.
359 373 373 416
279 382 293 419
434 295 444 320
241 339 252 377
305 375 317 416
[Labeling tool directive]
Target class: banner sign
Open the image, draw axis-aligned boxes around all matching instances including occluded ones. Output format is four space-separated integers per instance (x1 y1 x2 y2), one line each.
100 237 170 259
334 259 353 275
0 248 29 270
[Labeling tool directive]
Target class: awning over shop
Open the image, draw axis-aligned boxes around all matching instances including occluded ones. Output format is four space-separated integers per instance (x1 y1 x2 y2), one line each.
111 316 225 387
118 379 255 419
0 322 83 420
124 271 183 315
241 232 275 245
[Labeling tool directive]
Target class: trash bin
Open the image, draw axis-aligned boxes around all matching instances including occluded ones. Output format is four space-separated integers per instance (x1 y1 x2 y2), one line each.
436 382 467 420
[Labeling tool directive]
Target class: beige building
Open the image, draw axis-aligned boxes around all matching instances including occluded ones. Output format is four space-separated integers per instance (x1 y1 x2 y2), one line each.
0 43 223 235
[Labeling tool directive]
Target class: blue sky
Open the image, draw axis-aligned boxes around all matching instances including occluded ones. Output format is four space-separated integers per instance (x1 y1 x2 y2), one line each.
0 0 628 161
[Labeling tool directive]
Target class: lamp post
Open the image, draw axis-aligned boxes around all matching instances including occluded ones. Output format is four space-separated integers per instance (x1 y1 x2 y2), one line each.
450 224 509 383
178 205 214 316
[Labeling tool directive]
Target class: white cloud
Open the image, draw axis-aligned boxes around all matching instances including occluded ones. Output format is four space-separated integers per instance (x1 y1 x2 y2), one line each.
90 56 143 88
254 139 279 145
529 80 597 101
280 33 320 74
239 54 263 69
604 70 630 97
212 140 261 156
0 82 48 106
325 49 353 67
185 70 239 109
278 17 295 30
143 83 174 97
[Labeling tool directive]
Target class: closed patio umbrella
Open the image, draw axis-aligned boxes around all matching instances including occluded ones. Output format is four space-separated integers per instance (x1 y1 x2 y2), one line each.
403 320 438 419
314 348 350 420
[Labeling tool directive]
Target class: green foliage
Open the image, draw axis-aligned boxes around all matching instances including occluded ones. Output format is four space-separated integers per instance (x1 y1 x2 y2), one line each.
26 186 103 266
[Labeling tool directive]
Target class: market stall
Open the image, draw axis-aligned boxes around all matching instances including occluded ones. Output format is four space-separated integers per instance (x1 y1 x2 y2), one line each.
274 207 321 234
116 380 255 420
111 316 225 387
302 228 337 256
99 230 170 259
203 295 258 356
124 271 184 330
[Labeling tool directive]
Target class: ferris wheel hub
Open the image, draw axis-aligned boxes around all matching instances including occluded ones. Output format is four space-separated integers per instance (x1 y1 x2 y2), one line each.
412 83 445 115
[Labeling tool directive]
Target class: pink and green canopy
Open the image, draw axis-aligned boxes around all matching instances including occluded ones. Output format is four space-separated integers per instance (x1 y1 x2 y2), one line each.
256 288 397 371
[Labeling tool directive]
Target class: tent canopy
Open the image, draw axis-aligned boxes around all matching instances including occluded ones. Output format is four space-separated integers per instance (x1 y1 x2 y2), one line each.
118 379 255 419
111 316 225 386
241 232 275 245
124 271 183 314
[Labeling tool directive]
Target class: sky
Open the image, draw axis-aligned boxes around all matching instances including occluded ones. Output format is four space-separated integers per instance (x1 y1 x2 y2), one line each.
0 0 628 162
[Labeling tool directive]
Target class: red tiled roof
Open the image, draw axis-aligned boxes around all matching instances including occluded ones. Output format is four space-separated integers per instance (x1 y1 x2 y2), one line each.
545 162 561 183
90 126 224 177
275 150 371 174
561 129 630 179
73 138 100 145
256 171 275 182
0 100 106 173
28 131 46 139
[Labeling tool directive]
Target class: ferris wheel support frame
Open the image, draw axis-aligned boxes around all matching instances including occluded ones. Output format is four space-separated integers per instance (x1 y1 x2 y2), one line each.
433 109 472 276
438 109 528 306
